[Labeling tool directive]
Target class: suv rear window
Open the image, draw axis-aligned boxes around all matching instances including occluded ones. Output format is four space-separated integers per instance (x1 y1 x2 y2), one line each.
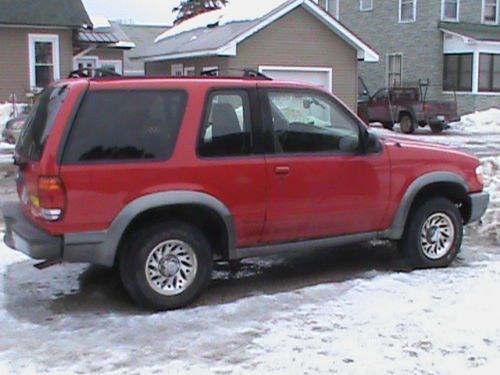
17 85 70 161
62 90 187 163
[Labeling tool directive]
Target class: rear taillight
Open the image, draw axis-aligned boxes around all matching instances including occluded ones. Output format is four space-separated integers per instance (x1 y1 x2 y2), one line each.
35 176 66 221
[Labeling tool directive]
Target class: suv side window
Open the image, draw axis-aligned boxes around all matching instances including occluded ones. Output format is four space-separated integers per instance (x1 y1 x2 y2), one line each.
267 91 361 154
198 90 252 157
63 90 187 163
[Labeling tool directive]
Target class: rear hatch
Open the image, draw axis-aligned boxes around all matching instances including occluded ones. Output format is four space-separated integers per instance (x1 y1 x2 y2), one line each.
15 84 73 224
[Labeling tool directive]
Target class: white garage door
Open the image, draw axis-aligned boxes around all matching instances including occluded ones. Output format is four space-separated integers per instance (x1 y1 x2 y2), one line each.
258 66 333 93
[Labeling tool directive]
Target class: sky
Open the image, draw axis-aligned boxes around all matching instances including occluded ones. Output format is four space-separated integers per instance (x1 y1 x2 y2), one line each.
82 0 181 25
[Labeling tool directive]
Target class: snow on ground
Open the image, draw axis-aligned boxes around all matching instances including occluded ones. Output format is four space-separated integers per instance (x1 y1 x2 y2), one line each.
156 0 288 41
452 108 500 134
0 240 499 375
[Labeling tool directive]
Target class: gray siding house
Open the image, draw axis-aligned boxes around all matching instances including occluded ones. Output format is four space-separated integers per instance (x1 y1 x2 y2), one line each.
131 0 378 111
318 0 500 114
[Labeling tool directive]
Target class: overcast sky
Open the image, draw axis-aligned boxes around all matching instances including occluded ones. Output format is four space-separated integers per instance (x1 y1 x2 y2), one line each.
82 0 181 25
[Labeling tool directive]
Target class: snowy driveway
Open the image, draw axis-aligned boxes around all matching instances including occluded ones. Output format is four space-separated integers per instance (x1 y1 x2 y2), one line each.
0 111 499 374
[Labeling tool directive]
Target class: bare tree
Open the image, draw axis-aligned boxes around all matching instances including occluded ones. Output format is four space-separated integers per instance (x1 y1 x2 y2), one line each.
173 0 229 25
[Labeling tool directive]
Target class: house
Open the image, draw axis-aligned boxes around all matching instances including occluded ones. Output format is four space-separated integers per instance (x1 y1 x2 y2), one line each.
74 17 136 75
119 24 169 76
0 0 136 102
131 0 379 110
0 0 91 101
319 0 500 114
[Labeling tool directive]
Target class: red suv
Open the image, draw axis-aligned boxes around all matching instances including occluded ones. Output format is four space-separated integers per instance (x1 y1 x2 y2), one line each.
3 72 489 310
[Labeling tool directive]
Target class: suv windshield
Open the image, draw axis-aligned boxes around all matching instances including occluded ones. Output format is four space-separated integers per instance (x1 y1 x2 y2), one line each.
16 85 70 161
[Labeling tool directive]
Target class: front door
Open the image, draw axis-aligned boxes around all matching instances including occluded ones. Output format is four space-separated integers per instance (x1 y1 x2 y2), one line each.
368 89 391 123
260 88 391 244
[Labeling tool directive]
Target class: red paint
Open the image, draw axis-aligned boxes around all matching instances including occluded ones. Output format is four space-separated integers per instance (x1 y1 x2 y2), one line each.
15 77 483 248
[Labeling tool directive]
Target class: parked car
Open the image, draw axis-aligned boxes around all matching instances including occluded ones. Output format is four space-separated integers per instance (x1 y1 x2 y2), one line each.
3 72 489 310
2 113 28 144
358 85 460 134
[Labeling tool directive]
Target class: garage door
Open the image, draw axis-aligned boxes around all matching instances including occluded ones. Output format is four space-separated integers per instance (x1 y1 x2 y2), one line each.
258 66 333 93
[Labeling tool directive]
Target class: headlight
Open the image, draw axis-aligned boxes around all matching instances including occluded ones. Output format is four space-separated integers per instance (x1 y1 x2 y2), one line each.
475 165 484 186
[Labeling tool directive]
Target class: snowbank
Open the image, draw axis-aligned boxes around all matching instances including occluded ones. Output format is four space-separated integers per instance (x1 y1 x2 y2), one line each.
0 103 27 129
156 0 289 42
452 108 500 134
468 156 500 244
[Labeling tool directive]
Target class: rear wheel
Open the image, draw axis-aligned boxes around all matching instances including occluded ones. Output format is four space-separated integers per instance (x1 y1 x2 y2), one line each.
399 197 463 269
399 114 416 134
430 123 445 134
120 221 212 310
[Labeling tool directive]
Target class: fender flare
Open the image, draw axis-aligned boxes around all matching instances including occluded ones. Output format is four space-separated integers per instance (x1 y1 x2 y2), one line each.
382 172 469 240
64 191 236 267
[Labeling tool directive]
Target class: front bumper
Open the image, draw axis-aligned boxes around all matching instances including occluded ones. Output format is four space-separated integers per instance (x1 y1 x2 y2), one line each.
468 192 490 223
3 202 62 260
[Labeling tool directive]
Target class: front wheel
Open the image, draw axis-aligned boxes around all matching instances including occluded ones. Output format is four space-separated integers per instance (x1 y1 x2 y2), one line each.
399 197 463 269
120 221 212 310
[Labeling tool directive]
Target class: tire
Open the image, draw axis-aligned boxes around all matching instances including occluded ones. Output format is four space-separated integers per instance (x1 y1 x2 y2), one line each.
120 220 212 310
382 122 395 130
430 123 445 134
399 114 416 134
399 197 463 269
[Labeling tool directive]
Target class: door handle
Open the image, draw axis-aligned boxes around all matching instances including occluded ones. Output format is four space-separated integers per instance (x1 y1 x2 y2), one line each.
274 166 290 176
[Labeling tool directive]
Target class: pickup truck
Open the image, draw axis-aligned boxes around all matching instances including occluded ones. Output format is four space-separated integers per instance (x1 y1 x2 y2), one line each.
358 86 460 134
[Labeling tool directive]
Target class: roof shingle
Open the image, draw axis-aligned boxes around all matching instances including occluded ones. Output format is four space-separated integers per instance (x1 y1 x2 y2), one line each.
0 0 91 28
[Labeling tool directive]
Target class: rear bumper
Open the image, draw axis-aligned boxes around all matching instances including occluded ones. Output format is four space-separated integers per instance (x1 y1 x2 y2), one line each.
3 203 62 260
468 192 490 223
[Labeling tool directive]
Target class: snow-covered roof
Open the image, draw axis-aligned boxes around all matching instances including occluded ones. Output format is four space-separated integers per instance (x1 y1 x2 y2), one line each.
155 0 288 43
132 0 379 63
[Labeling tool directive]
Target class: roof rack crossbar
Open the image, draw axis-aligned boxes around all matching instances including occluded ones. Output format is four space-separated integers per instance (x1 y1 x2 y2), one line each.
200 68 272 80
68 68 123 79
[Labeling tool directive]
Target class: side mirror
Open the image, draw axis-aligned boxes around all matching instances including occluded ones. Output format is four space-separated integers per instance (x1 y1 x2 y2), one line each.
363 130 381 153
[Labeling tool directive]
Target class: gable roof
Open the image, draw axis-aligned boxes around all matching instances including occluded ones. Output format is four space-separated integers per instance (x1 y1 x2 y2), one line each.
77 21 136 48
131 0 378 63
0 0 91 28
439 22 500 43
120 24 170 74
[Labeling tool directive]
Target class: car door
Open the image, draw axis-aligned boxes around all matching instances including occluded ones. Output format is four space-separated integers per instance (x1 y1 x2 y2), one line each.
260 87 391 244
368 89 391 123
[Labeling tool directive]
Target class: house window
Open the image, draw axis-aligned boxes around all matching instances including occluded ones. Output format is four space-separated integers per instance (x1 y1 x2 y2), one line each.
482 0 499 24
202 66 219 76
184 66 196 76
171 64 183 77
442 0 459 21
479 54 500 92
360 0 373 11
443 54 473 91
99 60 123 75
399 0 416 23
387 54 403 87
28 34 60 89
328 0 339 18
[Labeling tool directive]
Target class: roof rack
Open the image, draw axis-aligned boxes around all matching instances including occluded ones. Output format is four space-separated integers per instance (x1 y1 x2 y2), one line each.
68 68 122 79
200 68 272 80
